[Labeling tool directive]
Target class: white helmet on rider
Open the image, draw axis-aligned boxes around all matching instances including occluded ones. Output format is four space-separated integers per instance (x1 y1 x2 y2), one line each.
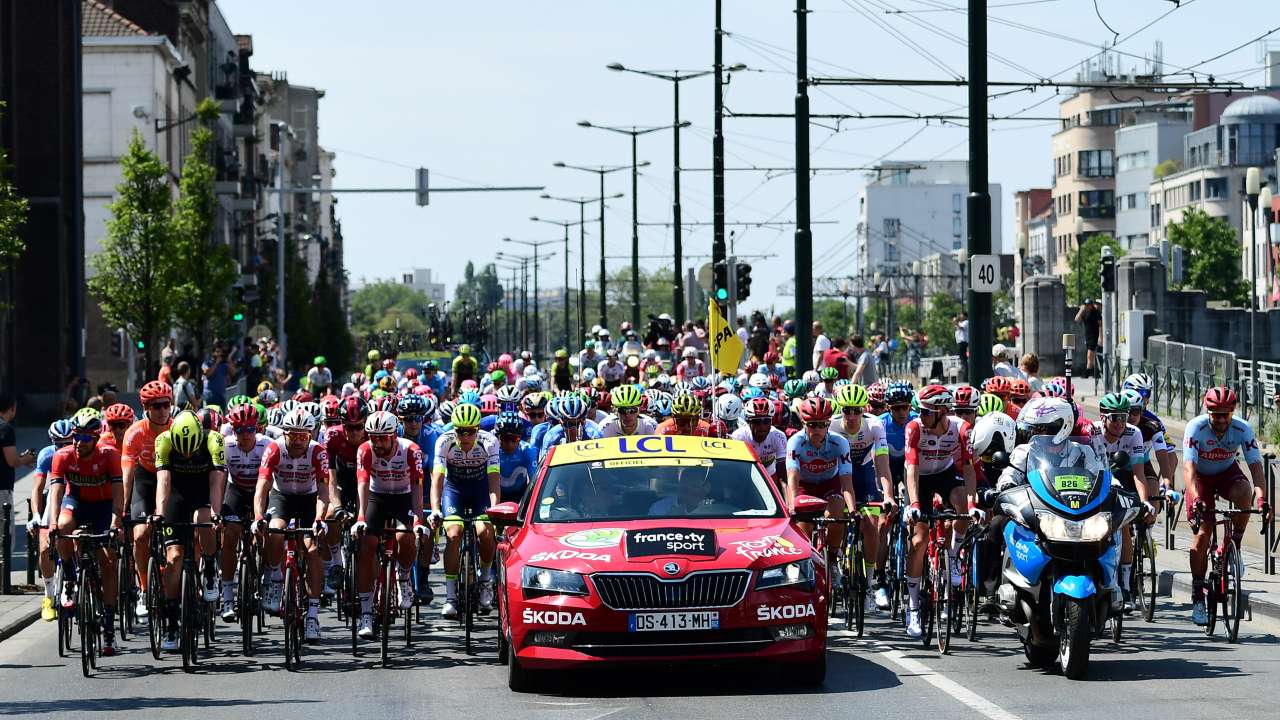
972 412 1017 458
749 372 771 390
1016 397 1075 445
714 394 744 424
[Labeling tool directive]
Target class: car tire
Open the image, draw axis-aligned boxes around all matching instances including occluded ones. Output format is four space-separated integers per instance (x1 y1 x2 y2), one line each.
787 652 827 688
497 626 509 665
507 641 538 693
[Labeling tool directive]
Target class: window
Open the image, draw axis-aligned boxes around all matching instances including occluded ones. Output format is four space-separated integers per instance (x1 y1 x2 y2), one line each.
883 218 900 238
1150 201 1162 228
1205 177 1229 199
1188 180 1201 202
1088 109 1122 126
1078 149 1115 177
952 216 962 237
1078 190 1115 218
1116 150 1150 172
953 193 962 213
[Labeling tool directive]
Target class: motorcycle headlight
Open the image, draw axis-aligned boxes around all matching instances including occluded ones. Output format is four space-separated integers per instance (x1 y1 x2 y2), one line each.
756 559 815 591
1036 511 1112 542
521 566 589 599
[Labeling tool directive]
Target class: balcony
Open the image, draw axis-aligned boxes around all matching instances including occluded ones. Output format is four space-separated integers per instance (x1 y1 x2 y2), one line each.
1078 206 1115 219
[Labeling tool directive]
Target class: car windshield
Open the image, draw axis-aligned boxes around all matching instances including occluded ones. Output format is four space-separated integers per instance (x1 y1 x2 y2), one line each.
531 458 781 523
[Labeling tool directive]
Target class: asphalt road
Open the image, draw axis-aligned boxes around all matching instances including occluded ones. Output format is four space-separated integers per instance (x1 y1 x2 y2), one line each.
1 585 1276 720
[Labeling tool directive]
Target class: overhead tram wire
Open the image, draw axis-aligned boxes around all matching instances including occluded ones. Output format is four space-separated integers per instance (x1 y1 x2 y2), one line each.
880 0 1066 13
831 0 963 80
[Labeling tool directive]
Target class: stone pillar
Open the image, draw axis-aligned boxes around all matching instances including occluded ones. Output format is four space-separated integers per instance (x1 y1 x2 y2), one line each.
1023 275 1068 374
1117 249 1166 331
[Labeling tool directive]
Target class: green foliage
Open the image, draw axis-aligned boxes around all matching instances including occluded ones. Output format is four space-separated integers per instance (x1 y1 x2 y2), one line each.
88 130 177 375
1153 159 1181 179
923 293 964 354
350 281 432 337
170 125 238 355
306 258 355 375
0 101 27 278
194 96 221 123
1166 207 1249 306
1065 232 1124 305
454 261 504 312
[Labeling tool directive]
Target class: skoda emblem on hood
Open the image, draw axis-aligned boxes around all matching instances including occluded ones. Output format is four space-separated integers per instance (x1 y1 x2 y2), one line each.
662 562 680 576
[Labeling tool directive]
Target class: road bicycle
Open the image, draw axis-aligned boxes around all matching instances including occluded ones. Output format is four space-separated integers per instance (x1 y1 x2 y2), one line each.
916 503 966 654
264 525 316 670
1190 501 1266 643
161 520 217 672
351 525 418 667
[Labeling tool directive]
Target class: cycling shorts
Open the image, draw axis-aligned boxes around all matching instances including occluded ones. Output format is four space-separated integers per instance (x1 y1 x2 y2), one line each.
266 490 318 528
60 496 114 534
917 468 963 506
1187 464 1250 521
162 483 212 547
366 491 415 531
333 467 358 511
442 481 491 520
220 482 254 523
797 477 843 502
852 462 883 503
130 467 157 521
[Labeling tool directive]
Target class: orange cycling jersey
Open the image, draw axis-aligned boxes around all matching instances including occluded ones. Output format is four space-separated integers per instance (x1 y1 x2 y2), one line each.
656 418 712 437
122 418 172 474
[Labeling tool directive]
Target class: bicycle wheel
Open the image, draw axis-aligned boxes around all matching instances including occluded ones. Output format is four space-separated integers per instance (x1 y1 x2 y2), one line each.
350 546 361 658
239 547 256 656
283 565 297 671
147 557 163 660
1205 562 1220 638
55 565 68 658
1224 542 1242 643
380 558 393 667
935 551 951 654
965 543 980 642
181 565 198 672
463 535 475 655
918 563 934 648
78 572 96 677
852 541 866 638
888 522 903 621
117 552 133 641
1137 528 1158 623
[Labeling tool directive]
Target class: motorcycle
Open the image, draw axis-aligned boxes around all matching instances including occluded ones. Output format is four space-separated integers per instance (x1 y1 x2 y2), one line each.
994 436 1140 680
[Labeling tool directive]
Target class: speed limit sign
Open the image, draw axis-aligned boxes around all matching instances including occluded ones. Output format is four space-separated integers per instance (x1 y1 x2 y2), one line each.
970 254 1000 293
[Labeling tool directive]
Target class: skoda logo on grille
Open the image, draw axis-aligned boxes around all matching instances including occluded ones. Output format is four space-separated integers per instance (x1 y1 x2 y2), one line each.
662 562 680 576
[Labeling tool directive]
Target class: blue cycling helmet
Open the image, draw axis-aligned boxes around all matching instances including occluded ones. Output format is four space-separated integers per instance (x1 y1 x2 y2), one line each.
648 392 673 418
373 369 390 383
458 390 481 407
524 377 544 392
48 419 75 445
558 393 588 422
420 394 439 421
494 411 524 437
396 394 427 418
884 381 914 406
690 376 711 392
741 387 764 400
438 400 457 424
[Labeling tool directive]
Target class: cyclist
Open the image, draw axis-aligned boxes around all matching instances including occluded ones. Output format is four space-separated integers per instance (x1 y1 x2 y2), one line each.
538 393 602 458
398 393 441 599
323 396 369 588
710 394 744 439
830 384 896 611
253 408 330 641
154 411 225 651
786 397 857 585
217 404 271 621
101 403 135 450
29 419 75 621
656 393 711 436
952 385 979 425
350 410 427 639
451 344 478 395
879 382 917 491
597 349 627 389
121 380 174 622
599 385 657 437
48 411 124 655
496 412 538 504
1122 374 1178 495
903 384 980 639
675 346 706 381
733 397 788 485
430 403 500 619
1182 386 1271 625
1092 392 1154 611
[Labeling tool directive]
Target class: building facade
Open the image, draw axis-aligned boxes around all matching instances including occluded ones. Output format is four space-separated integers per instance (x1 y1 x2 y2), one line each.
402 268 447 305
1114 110 1191 250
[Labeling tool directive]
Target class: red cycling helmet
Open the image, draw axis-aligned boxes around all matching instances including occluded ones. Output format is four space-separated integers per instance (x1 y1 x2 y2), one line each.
917 384 954 410
796 397 834 423
763 350 780 364
594 388 612 413
867 381 887 406
382 359 396 372
1008 378 1031 401
293 390 313 403
743 397 774 420
412 384 433 396
227 404 260 429
140 380 173 405
1204 386 1238 412
743 360 760 375
338 396 369 424
321 395 341 422
196 406 223 431
985 376 1012 398
104 403 136 425
404 367 419 380
953 385 979 410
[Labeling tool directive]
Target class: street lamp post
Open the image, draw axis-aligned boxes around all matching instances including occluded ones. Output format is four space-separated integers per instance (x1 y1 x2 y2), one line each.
1016 231 1028 342
1074 215 1085 305
503 239 558 364
1247 167 1262 419
496 255 530 350
578 120 687 327
540 193 622 344
1262 185 1275 311
554 162 634 332
531 214 589 351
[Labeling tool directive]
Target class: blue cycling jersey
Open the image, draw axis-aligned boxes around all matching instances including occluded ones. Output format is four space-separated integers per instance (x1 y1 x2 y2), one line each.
878 410 918 460
400 423 439 473
480 414 532 441
1182 414 1261 475
499 441 539 501
35 444 57 489
785 431 852 484
538 420 603 462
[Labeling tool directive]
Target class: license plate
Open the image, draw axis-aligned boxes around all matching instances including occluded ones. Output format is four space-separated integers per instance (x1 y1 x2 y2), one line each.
628 611 720 632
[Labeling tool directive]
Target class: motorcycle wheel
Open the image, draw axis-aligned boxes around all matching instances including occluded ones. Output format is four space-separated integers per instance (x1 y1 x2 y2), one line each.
1023 640 1055 668
1059 596 1092 680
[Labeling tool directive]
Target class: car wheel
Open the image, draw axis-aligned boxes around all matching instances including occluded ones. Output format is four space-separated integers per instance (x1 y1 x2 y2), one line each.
497 626 509 665
786 652 827 688
507 640 538 693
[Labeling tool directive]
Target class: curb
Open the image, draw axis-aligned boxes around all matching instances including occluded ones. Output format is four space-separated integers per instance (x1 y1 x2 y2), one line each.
0 607 40 644
1158 570 1280 624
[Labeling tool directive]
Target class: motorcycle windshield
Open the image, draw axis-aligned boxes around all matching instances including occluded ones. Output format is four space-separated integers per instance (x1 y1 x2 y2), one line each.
1026 435 1109 515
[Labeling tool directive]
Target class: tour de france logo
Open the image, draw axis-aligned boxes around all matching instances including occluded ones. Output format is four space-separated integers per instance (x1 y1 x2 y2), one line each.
560 528 625 549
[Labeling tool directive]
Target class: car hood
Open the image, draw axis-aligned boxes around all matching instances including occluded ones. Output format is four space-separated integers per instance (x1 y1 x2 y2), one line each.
513 518 813 575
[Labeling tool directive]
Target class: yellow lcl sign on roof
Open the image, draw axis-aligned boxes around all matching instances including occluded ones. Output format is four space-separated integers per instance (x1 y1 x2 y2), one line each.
547 435 757 466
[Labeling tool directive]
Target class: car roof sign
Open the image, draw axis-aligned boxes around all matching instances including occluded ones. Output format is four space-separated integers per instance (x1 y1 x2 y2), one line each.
547 435 756 466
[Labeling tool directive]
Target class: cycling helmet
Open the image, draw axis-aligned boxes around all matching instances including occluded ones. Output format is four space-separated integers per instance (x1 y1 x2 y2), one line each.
258 389 279 406
438 400 457 424
801 370 821 387
671 381 693 397
168 411 204 455
714 394 744 423
1041 383 1067 399
1098 392 1132 415
227 404 260 429
1016 397 1074 444
581 367 597 384
1203 386 1237 412
370 395 397 413
610 384 643 409
867 381 887 406
523 377 544 392
293 391 313 404
796 397 834 423
985 376 1012 397
884 381 913 406
489 369 507 385
977 393 1005 418
783 379 808 399
1122 373 1154 399
300 402 322 428
1008 378 1031 402
972 412 1017 459
420 394 439 420
741 387 764 400
451 403 483 429
365 410 399 436
671 393 702 418
819 366 839 381
338 396 369 424
397 394 427 418
104 403 136 425
479 394 500 416
833 384 870 410
748 373 771 391
139 380 173 405
368 349 381 362
226 395 251 410
744 397 774 420
403 367 419 381
351 372 367 387
458 390 481 407
280 408 313 434
558 393 589 422
917 384 954 410
520 393 550 413
196 406 223 432
376 376 396 393
494 411 524 437
72 406 103 428
382 359 396 372
953 385 979 411
495 384 523 409
48 418 75 444
373 370 390 384
321 395 341 422
1120 388 1145 409
266 406 286 428
690 376 711 392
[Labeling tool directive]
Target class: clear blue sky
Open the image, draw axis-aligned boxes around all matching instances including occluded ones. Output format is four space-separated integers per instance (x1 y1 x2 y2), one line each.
220 0 1277 318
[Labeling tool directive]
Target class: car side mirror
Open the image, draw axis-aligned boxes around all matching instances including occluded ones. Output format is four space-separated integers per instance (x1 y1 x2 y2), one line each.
791 494 828 522
487 501 522 529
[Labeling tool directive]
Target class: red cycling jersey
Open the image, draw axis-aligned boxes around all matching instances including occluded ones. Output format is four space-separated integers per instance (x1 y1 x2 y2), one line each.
258 438 329 495
50 444 123 503
656 419 712 437
904 415 972 476
356 438 424 495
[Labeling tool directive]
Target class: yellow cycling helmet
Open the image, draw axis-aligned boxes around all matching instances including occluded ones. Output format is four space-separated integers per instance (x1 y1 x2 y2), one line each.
170 411 205 456
833 384 869 410
672 393 702 418
610 384 643 409
977 393 1006 418
451 403 482 429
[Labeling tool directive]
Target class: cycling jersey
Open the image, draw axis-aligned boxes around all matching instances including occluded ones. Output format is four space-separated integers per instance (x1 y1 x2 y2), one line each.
34 444 56 485
1090 421 1147 471
904 416 972 476
878 410 917 462
49 445 123 503
539 420 603 459
498 440 538 502
258 438 329 495
596 360 627 385
598 414 658 437
529 421 556 451
731 425 787 475
403 423 439 473
154 429 225 486
785 431 853 484
1183 414 1261 476
675 359 706 380
225 434 271 490
655 418 712 437
324 424 361 477
433 429 500 488
121 418 172 474
829 412 888 466
356 437 424 494
1134 410 1172 455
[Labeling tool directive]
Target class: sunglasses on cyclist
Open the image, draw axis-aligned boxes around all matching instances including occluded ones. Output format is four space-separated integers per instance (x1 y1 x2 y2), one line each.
618 407 639 415
841 406 863 415
147 402 171 411
456 428 478 436
1104 413 1127 423
285 431 311 441
108 421 130 430
748 417 772 424
234 425 257 434
890 404 911 412
400 414 423 423
805 422 828 429
72 432 98 442
956 409 977 417
1209 411 1232 420
344 422 364 432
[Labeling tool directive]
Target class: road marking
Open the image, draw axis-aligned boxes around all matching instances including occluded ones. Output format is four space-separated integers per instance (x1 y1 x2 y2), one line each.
830 630 1021 720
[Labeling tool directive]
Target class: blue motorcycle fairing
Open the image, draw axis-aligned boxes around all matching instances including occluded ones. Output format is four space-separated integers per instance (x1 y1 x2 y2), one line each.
1027 467 1111 517
1005 520 1049 585
1053 574 1097 599
1099 531 1120 589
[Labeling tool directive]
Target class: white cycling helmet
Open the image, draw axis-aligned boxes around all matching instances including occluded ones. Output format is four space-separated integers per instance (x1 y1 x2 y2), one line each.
802 370 821 386
364 410 399 436
279 408 313 434
714 394 744 423
1016 397 1074 445
1122 373 1153 398
682 346 699 359
972 413 1016 458
581 367 597 382
748 372 771 390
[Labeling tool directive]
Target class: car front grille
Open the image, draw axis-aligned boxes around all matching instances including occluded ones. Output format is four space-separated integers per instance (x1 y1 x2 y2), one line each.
591 570 752 610
568 627 774 658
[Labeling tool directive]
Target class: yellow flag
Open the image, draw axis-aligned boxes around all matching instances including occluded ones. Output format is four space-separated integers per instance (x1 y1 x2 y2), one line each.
707 298 746 375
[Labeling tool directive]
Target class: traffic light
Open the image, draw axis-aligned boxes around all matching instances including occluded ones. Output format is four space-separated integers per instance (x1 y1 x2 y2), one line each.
111 329 124 358
735 263 752 302
135 339 145 351
232 310 245 322
713 261 729 303
1100 253 1116 293
415 167 429 206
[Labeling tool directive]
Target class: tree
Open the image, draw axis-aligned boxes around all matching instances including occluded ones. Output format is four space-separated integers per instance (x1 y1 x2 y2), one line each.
349 281 432 336
1065 232 1123 305
88 131 178 377
923 292 964 355
0 101 27 281
170 99 238 357
311 258 356 376
1167 207 1249 306
454 261 504 313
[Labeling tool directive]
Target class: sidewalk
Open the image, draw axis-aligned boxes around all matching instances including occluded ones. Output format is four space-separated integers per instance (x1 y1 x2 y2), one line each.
1 426 60 642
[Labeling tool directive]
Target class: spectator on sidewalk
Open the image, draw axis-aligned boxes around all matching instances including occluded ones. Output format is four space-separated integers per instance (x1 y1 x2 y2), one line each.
1020 353 1044 392
812 321 831 369
201 344 236 407
954 314 969 372
0 392 37 518
173 361 200 411
850 335 879 385
160 337 177 370
1074 299 1102 378
991 344 1026 379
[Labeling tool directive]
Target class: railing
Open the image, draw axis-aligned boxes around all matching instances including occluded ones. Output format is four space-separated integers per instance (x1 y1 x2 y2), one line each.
1263 454 1278 575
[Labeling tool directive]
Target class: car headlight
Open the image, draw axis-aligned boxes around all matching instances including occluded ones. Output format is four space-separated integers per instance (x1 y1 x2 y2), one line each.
1036 512 1112 542
756 559 815 591
521 566 589 599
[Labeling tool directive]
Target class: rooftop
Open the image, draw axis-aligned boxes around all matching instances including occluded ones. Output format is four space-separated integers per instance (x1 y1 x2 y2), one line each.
81 0 147 37
1221 95 1280 124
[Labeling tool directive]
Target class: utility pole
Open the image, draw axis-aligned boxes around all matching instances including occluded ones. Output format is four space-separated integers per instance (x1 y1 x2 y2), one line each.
794 0 814 374
966 0 993 386
631 132 641 328
713 0 726 271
